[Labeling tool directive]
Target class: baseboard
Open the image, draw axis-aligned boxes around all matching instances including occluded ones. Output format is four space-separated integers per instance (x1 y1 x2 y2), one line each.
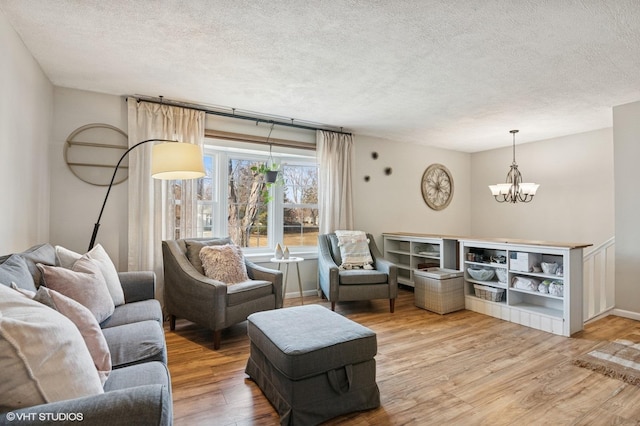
284 289 319 299
611 308 640 321
584 309 614 324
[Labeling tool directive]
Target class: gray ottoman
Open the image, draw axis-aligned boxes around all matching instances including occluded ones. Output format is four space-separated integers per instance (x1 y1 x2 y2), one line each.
245 304 380 425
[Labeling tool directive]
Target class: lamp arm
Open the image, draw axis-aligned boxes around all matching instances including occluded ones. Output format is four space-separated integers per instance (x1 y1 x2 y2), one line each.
88 138 175 251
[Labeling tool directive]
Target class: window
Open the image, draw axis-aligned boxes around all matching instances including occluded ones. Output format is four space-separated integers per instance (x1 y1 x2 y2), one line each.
282 163 319 247
227 157 270 248
178 141 318 252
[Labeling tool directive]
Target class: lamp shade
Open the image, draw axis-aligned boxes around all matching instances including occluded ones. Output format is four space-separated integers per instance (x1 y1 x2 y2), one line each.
519 183 540 196
151 142 205 180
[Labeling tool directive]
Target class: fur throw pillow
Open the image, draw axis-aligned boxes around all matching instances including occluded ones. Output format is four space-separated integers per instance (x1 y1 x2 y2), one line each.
199 244 249 284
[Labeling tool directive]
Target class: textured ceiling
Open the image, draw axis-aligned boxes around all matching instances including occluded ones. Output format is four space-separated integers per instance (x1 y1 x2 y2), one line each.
2 0 640 152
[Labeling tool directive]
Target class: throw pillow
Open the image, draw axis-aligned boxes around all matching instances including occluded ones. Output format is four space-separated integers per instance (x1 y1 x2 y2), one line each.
37 255 115 323
185 238 231 275
200 244 249 284
0 284 104 411
55 244 125 306
20 243 57 288
0 254 36 293
11 284 112 385
334 230 374 270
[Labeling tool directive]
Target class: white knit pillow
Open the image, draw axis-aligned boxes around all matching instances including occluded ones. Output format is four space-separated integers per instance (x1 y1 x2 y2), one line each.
199 244 249 284
335 230 374 270
0 284 104 411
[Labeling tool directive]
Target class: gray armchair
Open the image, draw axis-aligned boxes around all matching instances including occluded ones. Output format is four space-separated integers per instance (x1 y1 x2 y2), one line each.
162 238 283 349
318 233 398 313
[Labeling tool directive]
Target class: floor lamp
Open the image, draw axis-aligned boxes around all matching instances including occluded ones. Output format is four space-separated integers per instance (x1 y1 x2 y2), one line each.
88 139 205 251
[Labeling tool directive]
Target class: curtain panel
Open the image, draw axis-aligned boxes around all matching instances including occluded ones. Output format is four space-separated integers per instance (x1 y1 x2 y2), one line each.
126 98 205 306
317 130 354 234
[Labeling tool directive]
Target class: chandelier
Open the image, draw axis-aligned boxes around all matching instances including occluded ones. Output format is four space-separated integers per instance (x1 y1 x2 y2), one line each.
488 130 539 203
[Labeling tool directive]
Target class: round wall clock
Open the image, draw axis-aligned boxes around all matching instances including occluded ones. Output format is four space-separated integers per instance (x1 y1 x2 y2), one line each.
421 163 454 211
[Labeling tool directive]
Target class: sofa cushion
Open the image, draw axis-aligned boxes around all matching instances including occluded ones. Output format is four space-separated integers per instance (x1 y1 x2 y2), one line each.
0 284 104 411
0 255 36 292
200 244 249 284
102 320 167 368
339 269 389 285
103 361 170 392
56 244 126 306
184 237 231 274
101 362 173 426
20 243 57 287
328 234 343 266
100 299 163 329
38 256 115 323
227 280 273 306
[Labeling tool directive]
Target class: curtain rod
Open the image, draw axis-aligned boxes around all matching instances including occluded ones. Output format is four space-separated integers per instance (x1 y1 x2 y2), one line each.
129 95 352 136
204 129 316 151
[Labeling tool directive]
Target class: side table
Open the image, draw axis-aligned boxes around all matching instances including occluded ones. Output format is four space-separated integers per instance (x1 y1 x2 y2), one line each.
270 257 304 304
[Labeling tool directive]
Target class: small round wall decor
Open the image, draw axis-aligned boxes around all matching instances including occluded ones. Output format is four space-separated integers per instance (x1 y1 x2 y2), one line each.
421 163 454 210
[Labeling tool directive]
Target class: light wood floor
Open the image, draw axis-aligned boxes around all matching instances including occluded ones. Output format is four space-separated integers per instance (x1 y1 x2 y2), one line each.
165 288 640 425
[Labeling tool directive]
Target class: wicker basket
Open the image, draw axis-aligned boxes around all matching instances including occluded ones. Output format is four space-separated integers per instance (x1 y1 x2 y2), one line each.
414 268 464 314
473 284 505 302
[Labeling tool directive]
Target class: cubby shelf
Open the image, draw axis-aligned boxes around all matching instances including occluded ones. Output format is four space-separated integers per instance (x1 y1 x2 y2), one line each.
383 233 458 288
460 238 589 337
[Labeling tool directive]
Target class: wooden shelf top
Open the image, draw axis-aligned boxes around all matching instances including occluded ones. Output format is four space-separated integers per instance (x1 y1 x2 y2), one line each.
383 232 463 240
384 232 592 250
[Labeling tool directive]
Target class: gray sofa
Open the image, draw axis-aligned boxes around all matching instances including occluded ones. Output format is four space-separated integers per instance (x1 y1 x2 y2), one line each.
0 244 172 426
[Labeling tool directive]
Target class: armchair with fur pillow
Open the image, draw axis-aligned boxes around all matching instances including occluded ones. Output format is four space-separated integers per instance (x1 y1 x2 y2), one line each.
162 238 283 350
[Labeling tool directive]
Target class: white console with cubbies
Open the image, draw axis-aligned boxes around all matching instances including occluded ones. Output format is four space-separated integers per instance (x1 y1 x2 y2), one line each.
460 238 590 337
383 233 458 287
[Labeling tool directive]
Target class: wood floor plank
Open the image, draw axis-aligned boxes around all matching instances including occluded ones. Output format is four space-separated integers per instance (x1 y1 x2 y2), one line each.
165 287 640 425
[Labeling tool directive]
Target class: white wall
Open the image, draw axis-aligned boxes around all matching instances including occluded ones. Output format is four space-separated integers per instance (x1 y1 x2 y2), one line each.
470 128 614 248
0 11 53 253
352 134 472 248
49 89 129 268
613 100 640 316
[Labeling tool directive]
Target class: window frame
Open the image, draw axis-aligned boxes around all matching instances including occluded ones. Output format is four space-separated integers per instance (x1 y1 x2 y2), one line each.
198 140 319 260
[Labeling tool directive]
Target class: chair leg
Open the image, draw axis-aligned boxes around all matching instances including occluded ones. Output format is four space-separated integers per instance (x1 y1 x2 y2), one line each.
169 314 176 331
390 298 395 313
331 301 336 311
213 330 222 350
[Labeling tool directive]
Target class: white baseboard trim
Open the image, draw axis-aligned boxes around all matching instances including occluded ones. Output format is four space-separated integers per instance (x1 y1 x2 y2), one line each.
283 289 318 299
584 309 614 324
611 308 640 321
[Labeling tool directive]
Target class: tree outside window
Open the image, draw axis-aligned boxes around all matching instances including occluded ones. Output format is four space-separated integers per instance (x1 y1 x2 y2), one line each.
173 145 318 251
228 158 269 248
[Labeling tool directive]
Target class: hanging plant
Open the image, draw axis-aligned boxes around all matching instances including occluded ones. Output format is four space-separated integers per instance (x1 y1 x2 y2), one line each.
250 123 283 203
251 162 279 182
266 169 279 183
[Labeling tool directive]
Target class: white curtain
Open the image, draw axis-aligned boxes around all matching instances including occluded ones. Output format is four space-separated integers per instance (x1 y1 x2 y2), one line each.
317 130 354 234
127 98 205 305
